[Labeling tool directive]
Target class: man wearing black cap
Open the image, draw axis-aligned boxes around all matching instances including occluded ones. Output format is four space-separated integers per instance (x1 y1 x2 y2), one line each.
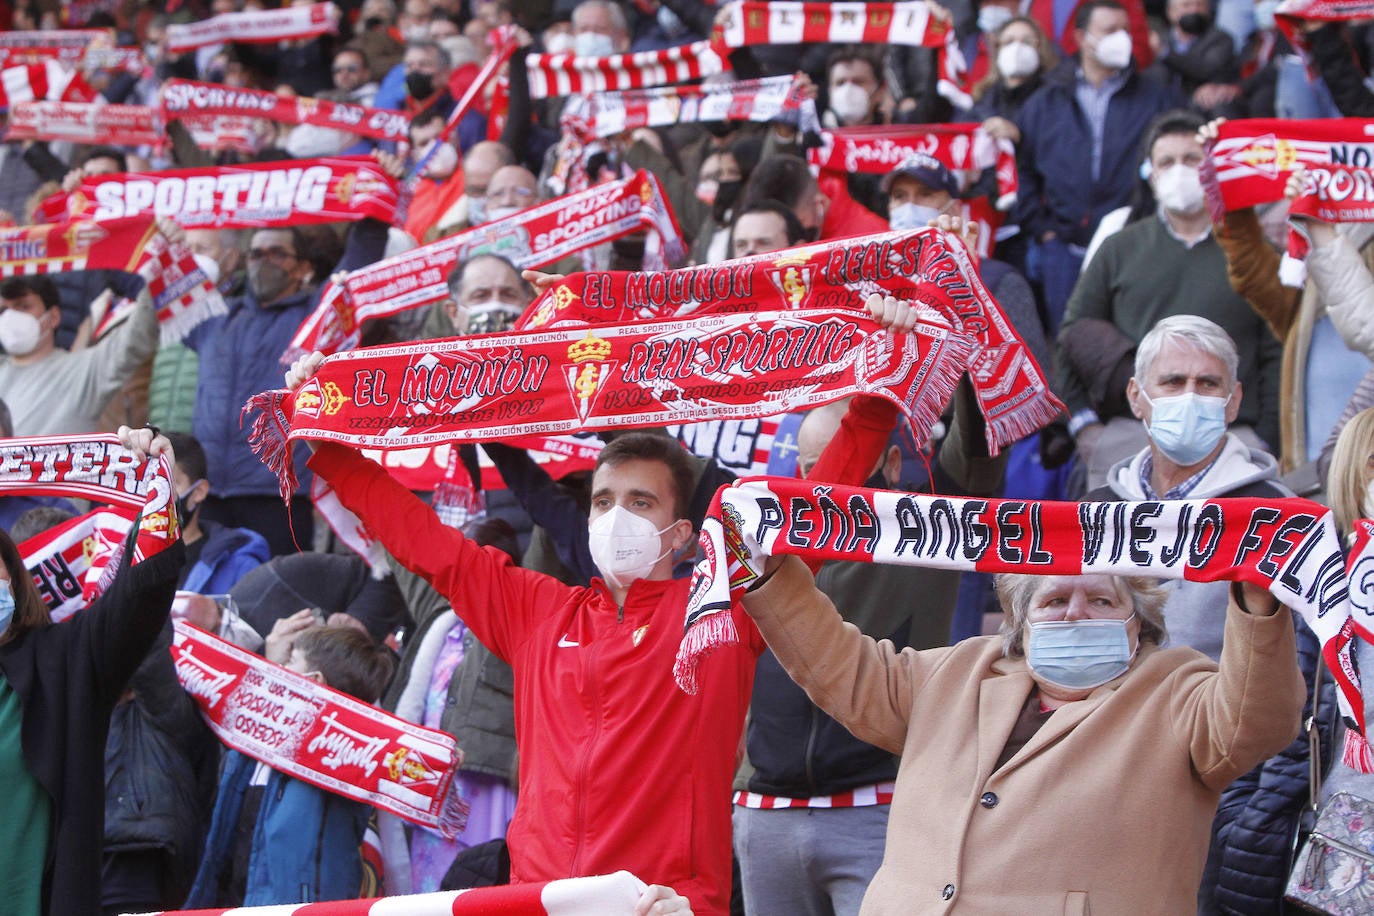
0 276 158 436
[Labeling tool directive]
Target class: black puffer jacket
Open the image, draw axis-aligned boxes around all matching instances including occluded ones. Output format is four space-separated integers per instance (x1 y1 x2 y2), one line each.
1212 617 1337 914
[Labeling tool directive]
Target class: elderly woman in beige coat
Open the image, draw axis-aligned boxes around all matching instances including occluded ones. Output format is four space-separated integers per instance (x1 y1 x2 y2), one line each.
742 559 1306 914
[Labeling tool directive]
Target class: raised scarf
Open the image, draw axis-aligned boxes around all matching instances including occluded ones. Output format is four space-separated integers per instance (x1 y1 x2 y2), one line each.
161 80 412 145
0 434 180 609
1200 117 1374 283
39 155 401 229
717 0 950 49
287 170 685 359
18 505 138 622
525 40 729 99
559 75 820 141
810 123 1018 211
0 215 224 343
0 32 144 72
515 228 1062 453
0 61 95 108
136 870 656 915
166 1 340 53
247 309 971 498
172 620 470 837
675 477 1369 767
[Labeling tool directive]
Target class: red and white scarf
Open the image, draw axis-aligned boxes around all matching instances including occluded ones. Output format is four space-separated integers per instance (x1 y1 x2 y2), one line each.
39 156 401 230
161 80 412 145
247 309 971 499
0 30 106 65
716 0 950 49
137 870 655 915
1201 117 1374 283
166 1 341 53
287 170 685 359
0 61 95 108
560 75 820 141
810 123 1018 210
0 216 223 343
6 101 161 146
516 228 1062 453
172 621 470 837
1275 0 1374 66
1 434 180 610
525 40 728 98
19 505 139 622
675 478 1370 767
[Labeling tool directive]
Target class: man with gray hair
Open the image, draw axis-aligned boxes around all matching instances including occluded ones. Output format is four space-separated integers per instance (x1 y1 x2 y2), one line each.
1085 313 1325 915
571 0 630 55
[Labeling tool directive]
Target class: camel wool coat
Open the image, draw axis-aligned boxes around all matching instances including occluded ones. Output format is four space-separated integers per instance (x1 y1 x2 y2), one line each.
743 558 1306 915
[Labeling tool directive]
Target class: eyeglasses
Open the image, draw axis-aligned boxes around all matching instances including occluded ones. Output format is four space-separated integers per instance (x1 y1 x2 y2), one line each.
247 247 297 263
333 63 363 74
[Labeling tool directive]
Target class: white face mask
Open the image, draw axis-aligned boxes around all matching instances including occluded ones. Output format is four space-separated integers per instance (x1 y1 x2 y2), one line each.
485 204 521 222
890 202 941 231
574 30 616 58
588 505 675 588
997 40 1040 79
543 31 576 54
418 139 458 180
829 83 872 125
1153 163 1206 214
0 309 44 356
466 193 487 224
1093 29 1133 69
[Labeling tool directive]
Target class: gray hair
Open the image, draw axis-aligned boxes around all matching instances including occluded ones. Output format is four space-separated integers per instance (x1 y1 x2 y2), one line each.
995 573 1170 660
407 40 451 72
1134 315 1239 387
573 0 628 35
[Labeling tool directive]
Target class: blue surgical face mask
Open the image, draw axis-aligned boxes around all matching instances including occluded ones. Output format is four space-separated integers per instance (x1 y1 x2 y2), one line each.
0 581 14 638
1140 389 1231 467
890 202 941 231
1026 616 1135 690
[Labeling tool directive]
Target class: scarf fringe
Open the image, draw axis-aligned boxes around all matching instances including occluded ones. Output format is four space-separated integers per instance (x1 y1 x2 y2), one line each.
242 389 299 500
1344 727 1374 774
900 330 972 447
671 605 738 697
437 780 473 839
158 291 227 345
985 395 1068 458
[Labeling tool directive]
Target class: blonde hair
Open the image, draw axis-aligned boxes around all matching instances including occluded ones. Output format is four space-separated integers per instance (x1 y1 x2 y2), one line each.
1328 407 1374 538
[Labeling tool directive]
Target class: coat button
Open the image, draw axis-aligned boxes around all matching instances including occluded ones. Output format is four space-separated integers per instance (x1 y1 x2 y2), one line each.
942 884 955 900
980 791 999 809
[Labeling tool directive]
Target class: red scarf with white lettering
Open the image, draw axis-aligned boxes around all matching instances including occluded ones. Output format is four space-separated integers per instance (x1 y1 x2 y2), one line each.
810 124 1019 210
38 156 400 229
165 1 341 52
1200 117 1374 282
172 621 470 836
161 79 412 144
0 216 223 342
247 309 971 498
516 228 1062 453
676 477 1371 768
560 75 820 140
287 170 685 359
5 101 161 146
1 434 180 611
133 870 659 916
18 506 139 622
0 32 144 72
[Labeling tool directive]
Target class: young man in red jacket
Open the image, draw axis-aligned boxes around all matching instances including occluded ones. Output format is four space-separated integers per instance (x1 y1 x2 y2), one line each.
284 296 907 915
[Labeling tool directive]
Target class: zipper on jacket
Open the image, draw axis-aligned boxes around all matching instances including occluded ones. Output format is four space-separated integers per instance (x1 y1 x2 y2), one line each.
617 602 625 623
570 617 606 876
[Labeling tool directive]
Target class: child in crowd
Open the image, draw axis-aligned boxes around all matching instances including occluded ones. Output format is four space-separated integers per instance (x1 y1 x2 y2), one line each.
184 626 395 907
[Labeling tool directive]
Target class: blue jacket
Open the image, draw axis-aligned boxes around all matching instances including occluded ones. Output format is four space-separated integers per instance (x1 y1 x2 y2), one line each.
184 220 389 499
181 521 270 596
1013 62 1181 246
185 750 370 907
